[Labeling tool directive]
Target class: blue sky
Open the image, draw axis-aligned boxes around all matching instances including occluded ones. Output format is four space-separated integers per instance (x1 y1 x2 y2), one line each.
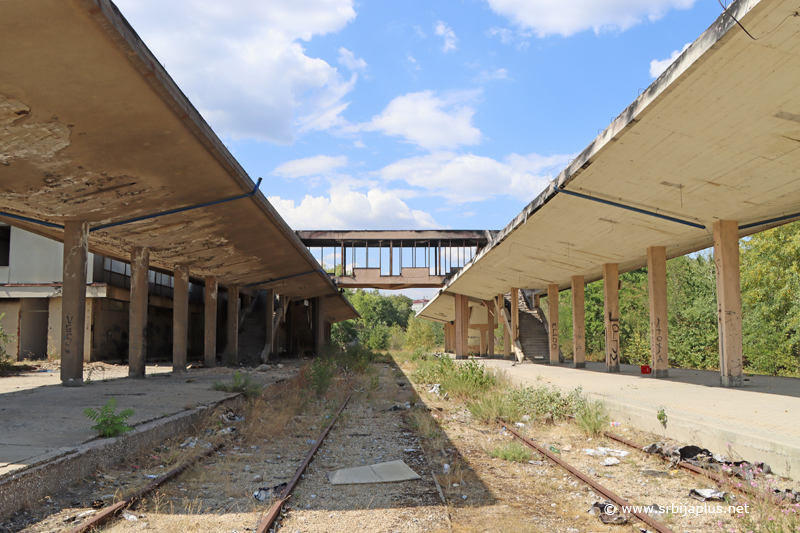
114 0 724 297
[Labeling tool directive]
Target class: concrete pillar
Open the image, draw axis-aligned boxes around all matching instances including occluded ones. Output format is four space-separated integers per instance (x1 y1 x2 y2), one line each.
443 323 452 352
454 294 468 359
714 220 743 387
499 294 510 359
479 328 487 356
647 247 669 378
204 276 218 368
173 264 189 373
547 284 560 365
534 293 540 308
265 288 275 361
60 221 89 387
316 296 326 355
571 275 586 368
485 299 495 357
226 285 239 365
128 246 149 378
511 287 519 345
603 263 621 372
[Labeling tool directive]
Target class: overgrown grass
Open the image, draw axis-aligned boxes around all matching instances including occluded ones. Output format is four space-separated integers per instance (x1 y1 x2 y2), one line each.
575 399 610 437
487 441 533 462
507 385 584 423
211 370 263 398
412 357 504 399
467 391 521 423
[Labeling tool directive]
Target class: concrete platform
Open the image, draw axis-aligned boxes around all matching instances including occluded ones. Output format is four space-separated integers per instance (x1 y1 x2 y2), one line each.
482 360 800 480
0 363 292 477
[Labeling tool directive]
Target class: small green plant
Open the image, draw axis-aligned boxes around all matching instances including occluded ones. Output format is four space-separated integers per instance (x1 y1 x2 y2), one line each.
212 370 263 398
306 357 336 396
366 374 381 398
487 441 533 462
656 405 668 428
576 399 610 437
84 398 135 437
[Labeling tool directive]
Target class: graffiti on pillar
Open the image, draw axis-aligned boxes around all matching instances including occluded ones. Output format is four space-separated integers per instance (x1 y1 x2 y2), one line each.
607 311 619 365
550 322 559 352
63 315 74 357
653 317 664 366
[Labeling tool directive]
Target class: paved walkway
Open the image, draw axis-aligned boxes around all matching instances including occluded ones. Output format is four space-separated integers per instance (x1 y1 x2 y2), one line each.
0 363 294 477
481 360 800 480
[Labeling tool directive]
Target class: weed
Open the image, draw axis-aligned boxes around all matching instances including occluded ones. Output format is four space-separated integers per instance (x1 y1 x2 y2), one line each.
306 357 336 396
508 385 584 422
657 405 668 428
487 441 533 462
211 371 263 398
406 410 445 449
575 399 610 437
467 391 521 423
366 374 381 398
84 398 135 437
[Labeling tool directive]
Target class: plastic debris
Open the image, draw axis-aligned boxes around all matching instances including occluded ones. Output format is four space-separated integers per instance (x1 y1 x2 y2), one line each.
548 445 560 454
689 488 726 502
254 482 288 502
584 447 629 457
602 457 621 467
443 464 451 475
610 421 621 427
221 411 244 423
122 511 139 521
514 422 526 428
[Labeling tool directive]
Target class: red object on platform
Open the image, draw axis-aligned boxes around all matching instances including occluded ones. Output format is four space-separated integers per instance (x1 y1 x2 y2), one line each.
641 365 652 374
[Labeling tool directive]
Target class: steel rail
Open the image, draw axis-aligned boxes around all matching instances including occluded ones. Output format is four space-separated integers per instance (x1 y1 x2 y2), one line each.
63 442 225 533
506 426 675 533
255 392 353 533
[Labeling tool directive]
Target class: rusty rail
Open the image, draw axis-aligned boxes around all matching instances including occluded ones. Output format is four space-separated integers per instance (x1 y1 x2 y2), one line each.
506 427 675 533
255 392 353 533
64 442 225 533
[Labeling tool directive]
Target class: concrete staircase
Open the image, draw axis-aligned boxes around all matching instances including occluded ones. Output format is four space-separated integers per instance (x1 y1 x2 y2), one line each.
237 290 267 366
511 292 551 363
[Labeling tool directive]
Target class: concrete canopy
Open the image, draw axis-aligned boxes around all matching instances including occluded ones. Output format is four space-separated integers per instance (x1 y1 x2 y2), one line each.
0 0 356 323
420 0 800 323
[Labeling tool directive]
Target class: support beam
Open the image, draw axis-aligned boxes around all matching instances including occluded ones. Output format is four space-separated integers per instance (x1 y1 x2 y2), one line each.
454 294 468 359
264 288 274 362
128 246 149 378
714 220 743 387
484 299 495 358
534 293 540 309
571 275 586 368
60 221 89 387
204 276 218 368
316 296 326 355
603 263 621 373
479 328 487 356
444 322 452 352
547 284 560 365
647 246 669 378
226 285 239 365
499 294 510 360
173 264 189 373
511 287 519 345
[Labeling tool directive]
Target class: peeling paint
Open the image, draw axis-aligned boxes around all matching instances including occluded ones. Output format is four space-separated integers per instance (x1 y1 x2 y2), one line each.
0 94 70 165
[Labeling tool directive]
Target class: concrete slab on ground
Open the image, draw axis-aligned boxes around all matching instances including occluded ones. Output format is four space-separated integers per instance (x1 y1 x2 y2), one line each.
481 360 800 480
329 460 422 485
0 363 295 477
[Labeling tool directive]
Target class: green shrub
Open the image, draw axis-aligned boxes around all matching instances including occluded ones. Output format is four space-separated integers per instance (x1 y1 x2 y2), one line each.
467 391 521 423
508 385 584 422
212 370 263 398
575 399 610 437
307 357 336 396
336 345 378 374
84 398 135 437
440 360 499 398
410 355 456 384
487 441 532 462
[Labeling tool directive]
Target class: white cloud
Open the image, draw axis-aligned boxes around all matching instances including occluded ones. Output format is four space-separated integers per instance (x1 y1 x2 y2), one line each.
379 151 575 204
407 55 421 71
485 0 697 37
475 68 509 82
435 21 459 52
649 43 691 78
414 25 427 38
355 90 482 150
269 189 439 229
338 47 367 71
273 155 348 179
113 0 357 144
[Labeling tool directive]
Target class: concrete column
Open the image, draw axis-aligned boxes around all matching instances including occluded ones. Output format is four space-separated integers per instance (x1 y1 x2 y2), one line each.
454 294 468 359
534 293 540 308
443 323 452 352
265 288 275 362
60 221 89 387
204 276 218 368
226 285 239 365
647 246 669 378
511 287 519 344
173 264 189 373
714 220 743 387
547 284 560 365
485 299 495 357
571 275 586 368
603 263 621 372
499 294 510 359
479 328 487 356
316 296 326 355
128 246 149 378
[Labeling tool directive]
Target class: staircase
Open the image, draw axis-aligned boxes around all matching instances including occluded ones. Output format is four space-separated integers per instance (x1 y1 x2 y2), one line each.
509 291 551 363
237 290 267 366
